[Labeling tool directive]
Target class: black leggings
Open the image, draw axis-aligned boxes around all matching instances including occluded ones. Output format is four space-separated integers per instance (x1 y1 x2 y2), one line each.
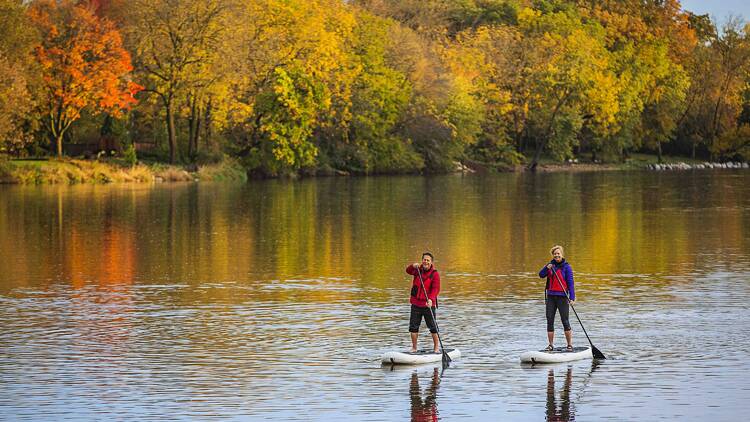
546 295 571 332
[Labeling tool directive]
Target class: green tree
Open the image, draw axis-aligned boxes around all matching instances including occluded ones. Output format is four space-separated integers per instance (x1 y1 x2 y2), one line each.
330 12 416 173
227 0 358 175
243 68 325 175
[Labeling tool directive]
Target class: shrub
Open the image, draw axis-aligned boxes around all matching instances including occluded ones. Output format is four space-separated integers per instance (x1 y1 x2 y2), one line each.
122 143 137 167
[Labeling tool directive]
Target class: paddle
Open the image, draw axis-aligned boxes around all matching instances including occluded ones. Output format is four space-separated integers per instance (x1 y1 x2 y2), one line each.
416 266 451 367
547 264 606 359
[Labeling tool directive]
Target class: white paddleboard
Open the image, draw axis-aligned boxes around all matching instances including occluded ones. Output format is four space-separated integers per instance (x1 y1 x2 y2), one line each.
381 348 461 365
520 346 592 364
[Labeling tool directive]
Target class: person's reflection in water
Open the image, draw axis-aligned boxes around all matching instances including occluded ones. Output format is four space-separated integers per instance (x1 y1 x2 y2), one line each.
546 366 575 421
410 367 440 422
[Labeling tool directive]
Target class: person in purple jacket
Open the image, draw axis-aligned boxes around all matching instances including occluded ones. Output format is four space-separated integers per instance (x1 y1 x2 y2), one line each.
539 245 575 351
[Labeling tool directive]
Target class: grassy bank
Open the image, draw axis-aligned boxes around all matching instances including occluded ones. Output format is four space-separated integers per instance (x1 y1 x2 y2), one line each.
0 157 247 184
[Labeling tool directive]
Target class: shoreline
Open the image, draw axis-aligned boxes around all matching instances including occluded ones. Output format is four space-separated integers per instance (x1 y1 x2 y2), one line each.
530 161 748 172
1 157 747 185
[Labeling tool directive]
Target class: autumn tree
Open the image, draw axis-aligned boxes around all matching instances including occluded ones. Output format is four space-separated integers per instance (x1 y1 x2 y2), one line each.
224 0 360 175
353 0 452 38
704 19 750 159
28 0 139 157
388 29 455 170
667 17 750 160
127 0 229 163
516 8 618 169
0 0 38 65
571 0 695 162
439 25 517 166
0 54 35 156
0 0 38 155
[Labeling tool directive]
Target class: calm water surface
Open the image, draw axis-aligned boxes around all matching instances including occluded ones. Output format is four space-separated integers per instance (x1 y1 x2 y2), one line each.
1 170 749 421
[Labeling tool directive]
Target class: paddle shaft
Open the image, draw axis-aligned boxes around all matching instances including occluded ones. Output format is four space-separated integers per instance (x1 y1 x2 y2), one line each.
547 264 606 359
416 266 450 363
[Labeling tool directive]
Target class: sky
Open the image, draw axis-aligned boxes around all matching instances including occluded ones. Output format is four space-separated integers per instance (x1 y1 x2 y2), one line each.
680 0 750 21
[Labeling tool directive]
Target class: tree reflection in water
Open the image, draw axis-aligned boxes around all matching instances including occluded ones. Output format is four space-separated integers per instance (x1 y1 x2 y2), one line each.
410 367 440 422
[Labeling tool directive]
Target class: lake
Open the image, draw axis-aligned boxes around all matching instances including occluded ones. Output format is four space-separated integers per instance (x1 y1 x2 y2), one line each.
1 170 749 420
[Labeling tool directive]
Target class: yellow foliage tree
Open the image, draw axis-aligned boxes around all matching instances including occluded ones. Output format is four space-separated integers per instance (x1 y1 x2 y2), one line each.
127 0 229 163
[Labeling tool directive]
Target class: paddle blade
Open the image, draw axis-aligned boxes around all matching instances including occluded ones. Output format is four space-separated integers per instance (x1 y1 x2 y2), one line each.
442 352 452 367
591 345 606 359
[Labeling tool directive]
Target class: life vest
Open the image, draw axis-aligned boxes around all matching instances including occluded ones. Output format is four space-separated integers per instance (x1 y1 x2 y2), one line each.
409 266 439 307
546 264 569 294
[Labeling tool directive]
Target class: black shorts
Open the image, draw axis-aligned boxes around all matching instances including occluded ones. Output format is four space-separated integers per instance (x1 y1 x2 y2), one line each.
546 294 571 332
409 304 438 333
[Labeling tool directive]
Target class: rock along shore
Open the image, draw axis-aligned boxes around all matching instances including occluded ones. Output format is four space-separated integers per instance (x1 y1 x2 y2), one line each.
646 162 748 171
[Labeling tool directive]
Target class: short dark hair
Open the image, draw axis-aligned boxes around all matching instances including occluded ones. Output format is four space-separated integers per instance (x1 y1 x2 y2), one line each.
422 252 434 261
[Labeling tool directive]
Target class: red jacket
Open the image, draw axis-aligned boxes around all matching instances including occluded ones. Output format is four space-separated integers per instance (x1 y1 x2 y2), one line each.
407 265 440 308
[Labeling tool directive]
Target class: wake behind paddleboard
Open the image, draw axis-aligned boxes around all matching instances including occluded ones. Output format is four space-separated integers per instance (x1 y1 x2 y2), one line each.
520 346 592 364
382 348 461 365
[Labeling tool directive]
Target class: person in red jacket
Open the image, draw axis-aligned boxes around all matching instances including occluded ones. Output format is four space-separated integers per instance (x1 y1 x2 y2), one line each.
406 252 441 353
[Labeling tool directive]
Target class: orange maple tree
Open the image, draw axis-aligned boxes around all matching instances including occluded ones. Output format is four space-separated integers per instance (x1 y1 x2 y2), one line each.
28 0 141 157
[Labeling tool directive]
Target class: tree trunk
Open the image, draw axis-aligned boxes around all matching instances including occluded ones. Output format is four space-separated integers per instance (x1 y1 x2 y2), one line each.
528 135 545 171
204 99 212 149
188 95 197 161
709 74 733 156
166 100 177 164
188 101 194 160
657 140 663 164
526 93 569 170
187 95 201 161
692 139 696 160
193 114 201 159
50 113 67 158
56 133 64 157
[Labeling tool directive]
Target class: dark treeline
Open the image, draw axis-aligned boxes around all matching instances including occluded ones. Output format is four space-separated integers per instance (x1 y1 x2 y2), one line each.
1 0 749 176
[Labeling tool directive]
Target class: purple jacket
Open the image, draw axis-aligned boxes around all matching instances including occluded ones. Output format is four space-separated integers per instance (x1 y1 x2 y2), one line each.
539 259 575 301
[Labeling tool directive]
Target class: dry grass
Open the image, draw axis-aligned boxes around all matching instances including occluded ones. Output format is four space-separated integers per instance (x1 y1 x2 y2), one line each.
1 157 247 184
1 159 157 184
128 164 154 182
154 167 193 182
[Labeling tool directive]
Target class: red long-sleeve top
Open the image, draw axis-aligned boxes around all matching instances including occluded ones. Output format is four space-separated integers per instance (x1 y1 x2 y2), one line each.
407 265 440 308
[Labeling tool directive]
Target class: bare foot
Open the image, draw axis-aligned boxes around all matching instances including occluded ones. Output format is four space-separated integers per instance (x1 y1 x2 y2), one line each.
410 348 417 353
434 349 440 354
